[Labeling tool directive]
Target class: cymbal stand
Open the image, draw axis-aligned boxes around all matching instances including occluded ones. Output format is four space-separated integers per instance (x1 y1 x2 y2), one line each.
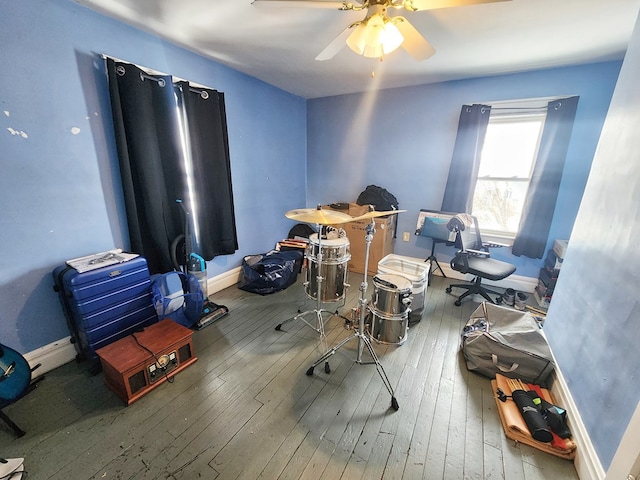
305 218 399 411
275 223 349 374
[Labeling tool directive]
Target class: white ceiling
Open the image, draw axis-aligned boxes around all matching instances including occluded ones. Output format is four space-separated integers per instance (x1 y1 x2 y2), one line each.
74 0 640 99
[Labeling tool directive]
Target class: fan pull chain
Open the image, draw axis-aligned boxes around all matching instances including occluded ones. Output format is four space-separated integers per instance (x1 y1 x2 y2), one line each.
371 56 384 78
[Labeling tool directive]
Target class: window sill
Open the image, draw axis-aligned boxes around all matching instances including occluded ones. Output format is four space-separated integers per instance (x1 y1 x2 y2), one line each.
480 232 515 247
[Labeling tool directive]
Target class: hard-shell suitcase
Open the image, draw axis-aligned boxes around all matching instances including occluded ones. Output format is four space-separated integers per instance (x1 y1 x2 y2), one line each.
53 256 158 373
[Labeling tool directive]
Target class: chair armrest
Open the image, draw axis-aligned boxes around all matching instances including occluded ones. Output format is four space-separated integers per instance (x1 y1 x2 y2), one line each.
466 248 490 257
483 241 509 248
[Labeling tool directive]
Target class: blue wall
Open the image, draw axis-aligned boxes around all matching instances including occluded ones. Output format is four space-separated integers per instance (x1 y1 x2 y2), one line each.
306 58 639 471
0 0 307 353
2 0 635 471
545 13 640 470
307 62 621 278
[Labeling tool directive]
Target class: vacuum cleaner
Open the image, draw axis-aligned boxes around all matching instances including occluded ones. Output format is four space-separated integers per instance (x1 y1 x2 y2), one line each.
173 199 229 329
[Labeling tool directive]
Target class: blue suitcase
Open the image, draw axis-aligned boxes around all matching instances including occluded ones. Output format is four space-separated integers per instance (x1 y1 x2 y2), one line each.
53 256 158 373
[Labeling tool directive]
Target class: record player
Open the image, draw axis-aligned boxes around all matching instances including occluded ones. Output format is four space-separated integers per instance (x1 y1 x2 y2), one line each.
96 319 197 405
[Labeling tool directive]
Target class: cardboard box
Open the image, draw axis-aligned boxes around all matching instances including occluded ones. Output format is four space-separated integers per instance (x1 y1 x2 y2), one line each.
348 202 371 217
347 202 399 218
345 215 395 275
322 202 397 275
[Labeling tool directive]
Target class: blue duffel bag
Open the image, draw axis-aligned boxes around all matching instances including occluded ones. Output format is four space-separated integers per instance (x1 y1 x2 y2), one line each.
238 250 303 295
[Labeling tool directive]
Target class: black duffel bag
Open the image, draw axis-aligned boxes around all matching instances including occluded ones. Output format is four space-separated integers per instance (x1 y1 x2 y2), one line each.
238 250 303 295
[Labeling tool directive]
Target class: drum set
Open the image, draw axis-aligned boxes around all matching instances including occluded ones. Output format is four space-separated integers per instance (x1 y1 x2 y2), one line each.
282 205 406 411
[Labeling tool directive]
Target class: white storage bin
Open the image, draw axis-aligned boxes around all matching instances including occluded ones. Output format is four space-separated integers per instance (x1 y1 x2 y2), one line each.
377 254 429 321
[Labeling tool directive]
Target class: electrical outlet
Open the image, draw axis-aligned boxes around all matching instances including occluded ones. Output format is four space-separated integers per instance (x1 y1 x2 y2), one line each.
402 232 410 242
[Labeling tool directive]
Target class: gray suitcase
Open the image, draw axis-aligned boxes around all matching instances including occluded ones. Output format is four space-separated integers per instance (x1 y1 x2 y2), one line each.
461 302 555 384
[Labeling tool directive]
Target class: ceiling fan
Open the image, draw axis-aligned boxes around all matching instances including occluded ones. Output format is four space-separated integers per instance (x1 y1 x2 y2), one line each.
252 0 511 61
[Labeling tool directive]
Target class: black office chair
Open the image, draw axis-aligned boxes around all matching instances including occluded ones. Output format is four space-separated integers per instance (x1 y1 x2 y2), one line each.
445 215 516 306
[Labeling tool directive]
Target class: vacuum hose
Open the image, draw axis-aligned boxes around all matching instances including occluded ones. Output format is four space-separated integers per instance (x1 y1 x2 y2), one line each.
170 234 185 271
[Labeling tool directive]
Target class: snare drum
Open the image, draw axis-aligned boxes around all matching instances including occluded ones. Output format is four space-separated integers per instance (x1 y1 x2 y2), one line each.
306 233 350 263
304 234 351 302
371 274 412 316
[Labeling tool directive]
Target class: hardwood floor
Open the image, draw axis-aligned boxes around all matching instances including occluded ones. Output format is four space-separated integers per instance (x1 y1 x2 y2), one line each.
1 273 579 479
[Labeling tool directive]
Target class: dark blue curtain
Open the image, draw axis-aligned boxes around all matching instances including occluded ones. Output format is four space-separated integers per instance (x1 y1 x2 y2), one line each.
512 96 579 258
175 81 238 260
107 59 238 274
440 104 492 213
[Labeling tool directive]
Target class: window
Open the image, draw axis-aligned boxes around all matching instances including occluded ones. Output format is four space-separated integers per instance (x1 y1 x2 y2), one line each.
471 110 546 238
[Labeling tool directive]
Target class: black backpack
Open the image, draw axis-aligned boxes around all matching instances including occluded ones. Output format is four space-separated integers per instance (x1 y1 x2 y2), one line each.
356 185 399 212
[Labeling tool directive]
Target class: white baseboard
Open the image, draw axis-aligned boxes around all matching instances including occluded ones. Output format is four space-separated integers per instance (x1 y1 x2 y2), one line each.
29 264 604 480
606 401 640 479
550 368 605 480
207 266 242 295
24 268 243 375
437 262 604 477
24 336 77 376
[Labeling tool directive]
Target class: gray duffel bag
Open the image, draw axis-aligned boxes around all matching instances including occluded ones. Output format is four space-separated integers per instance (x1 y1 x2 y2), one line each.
461 302 555 384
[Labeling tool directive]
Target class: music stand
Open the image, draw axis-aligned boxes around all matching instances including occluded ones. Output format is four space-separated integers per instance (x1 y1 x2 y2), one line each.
305 217 400 411
415 209 457 285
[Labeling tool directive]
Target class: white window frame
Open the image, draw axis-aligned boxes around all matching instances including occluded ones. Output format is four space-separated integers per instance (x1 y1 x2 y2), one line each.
470 98 557 244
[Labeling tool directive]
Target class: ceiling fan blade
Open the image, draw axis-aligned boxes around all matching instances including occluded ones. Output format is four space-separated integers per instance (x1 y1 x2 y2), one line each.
315 23 357 61
393 17 435 60
252 0 359 9
402 0 511 11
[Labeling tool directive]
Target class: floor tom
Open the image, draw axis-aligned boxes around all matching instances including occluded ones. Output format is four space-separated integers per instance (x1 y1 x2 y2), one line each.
368 308 409 346
371 273 412 316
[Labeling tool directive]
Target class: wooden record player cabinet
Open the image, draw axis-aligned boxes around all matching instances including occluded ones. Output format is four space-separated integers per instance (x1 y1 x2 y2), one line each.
96 319 197 405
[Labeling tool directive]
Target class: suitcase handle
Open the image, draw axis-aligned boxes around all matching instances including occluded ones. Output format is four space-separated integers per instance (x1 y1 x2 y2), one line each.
492 354 519 373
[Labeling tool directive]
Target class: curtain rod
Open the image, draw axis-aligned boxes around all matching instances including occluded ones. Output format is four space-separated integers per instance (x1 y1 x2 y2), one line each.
475 96 570 113
490 101 565 114
490 106 550 111
101 53 214 94
140 72 167 87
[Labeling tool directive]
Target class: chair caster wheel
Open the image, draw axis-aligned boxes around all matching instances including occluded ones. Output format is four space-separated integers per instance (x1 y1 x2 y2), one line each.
445 287 452 293
275 324 282 331
324 362 330 374
306 366 314 376
391 396 399 411
454 300 462 306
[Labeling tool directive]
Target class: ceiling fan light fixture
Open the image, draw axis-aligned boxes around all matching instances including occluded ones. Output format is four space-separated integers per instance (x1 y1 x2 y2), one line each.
346 13 404 58
379 19 404 54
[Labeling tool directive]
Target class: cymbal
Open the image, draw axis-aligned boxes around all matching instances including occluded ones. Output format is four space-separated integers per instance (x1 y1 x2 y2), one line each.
285 208 355 225
351 209 407 222
285 208 406 225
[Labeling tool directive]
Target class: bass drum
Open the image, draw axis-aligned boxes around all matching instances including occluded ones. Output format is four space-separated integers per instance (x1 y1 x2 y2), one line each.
371 273 412 316
304 234 351 302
